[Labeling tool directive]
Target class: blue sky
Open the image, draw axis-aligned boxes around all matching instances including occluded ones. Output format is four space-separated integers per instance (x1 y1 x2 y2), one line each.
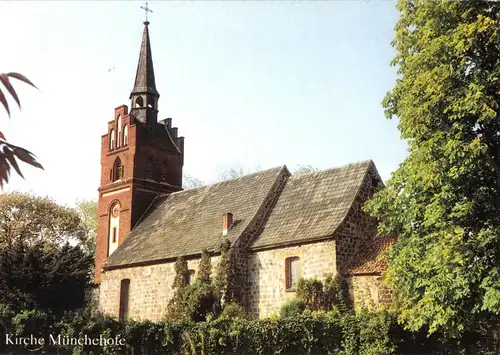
1 1 407 207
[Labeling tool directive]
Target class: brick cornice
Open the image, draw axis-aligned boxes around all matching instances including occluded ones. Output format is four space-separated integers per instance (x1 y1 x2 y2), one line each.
98 178 181 194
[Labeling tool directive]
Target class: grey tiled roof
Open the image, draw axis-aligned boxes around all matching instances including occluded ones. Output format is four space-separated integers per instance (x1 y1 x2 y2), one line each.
249 161 372 250
104 166 287 268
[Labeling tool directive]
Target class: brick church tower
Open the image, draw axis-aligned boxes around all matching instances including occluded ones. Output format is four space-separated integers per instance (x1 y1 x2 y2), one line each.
94 20 184 283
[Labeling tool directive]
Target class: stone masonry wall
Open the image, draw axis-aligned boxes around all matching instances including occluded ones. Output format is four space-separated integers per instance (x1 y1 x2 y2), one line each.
345 275 393 309
97 256 219 322
334 164 382 270
247 240 336 318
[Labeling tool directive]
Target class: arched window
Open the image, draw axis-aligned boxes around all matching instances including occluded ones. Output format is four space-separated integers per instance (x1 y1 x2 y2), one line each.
135 96 144 108
123 125 129 146
160 161 168 182
285 257 300 291
113 157 123 181
108 202 120 256
145 155 154 180
117 115 122 148
109 129 115 150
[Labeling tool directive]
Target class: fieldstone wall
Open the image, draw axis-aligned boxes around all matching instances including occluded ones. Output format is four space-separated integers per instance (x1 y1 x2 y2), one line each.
345 275 393 309
97 256 219 322
246 240 337 318
334 164 382 269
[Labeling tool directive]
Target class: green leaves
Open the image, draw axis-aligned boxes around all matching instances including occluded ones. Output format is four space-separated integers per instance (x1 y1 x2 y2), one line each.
365 0 500 336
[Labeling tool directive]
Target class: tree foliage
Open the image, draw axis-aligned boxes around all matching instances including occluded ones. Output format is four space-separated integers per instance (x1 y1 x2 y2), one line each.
0 192 88 248
292 164 319 175
166 257 190 321
0 72 43 188
196 249 212 284
213 238 232 305
0 240 92 316
75 199 97 255
295 275 349 314
166 242 240 323
183 173 204 189
364 0 500 336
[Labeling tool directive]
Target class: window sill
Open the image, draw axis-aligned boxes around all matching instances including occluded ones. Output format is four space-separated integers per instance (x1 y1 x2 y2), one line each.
285 288 297 293
107 146 129 156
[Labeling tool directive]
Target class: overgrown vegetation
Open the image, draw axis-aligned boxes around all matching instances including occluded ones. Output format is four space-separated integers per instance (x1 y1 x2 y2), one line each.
2 305 498 355
364 0 500 338
166 242 234 323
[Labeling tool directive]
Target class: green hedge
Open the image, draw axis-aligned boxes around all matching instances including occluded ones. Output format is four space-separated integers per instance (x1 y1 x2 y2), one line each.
1 308 392 355
1 307 497 355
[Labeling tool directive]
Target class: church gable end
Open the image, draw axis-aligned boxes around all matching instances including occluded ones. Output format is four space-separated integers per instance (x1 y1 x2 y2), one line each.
103 166 289 270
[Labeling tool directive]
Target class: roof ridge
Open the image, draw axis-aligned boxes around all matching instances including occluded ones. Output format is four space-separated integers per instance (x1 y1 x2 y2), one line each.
291 160 373 179
172 165 287 195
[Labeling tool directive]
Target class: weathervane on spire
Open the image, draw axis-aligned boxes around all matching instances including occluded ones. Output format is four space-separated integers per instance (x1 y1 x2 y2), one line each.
140 2 153 22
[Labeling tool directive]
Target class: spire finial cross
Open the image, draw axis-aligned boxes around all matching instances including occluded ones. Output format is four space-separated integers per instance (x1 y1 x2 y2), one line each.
140 2 153 22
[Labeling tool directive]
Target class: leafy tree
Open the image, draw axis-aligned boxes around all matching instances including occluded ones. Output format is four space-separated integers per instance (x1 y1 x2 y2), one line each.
0 240 92 316
166 257 190 321
172 256 190 290
292 164 319 175
183 173 204 189
196 249 212 284
75 199 97 255
0 72 43 188
0 192 88 248
364 0 500 336
213 238 232 305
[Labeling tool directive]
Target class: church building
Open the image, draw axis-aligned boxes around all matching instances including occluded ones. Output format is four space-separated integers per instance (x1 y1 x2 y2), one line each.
92 20 394 321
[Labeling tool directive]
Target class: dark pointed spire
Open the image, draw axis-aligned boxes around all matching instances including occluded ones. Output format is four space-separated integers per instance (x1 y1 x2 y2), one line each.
130 21 159 99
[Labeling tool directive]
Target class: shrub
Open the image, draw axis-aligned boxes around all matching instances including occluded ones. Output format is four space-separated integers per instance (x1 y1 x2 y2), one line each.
296 274 350 314
279 298 306 319
297 277 324 310
219 302 248 321
183 282 220 322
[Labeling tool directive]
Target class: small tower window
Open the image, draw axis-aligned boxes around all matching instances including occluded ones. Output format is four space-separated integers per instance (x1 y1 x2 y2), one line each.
160 161 168 181
109 129 115 150
145 155 154 180
113 157 123 182
117 115 122 148
108 202 120 257
123 125 129 146
135 96 144 108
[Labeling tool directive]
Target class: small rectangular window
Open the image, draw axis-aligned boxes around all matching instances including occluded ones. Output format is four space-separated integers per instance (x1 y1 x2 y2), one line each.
119 279 130 323
285 257 300 291
112 227 117 243
188 270 195 284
